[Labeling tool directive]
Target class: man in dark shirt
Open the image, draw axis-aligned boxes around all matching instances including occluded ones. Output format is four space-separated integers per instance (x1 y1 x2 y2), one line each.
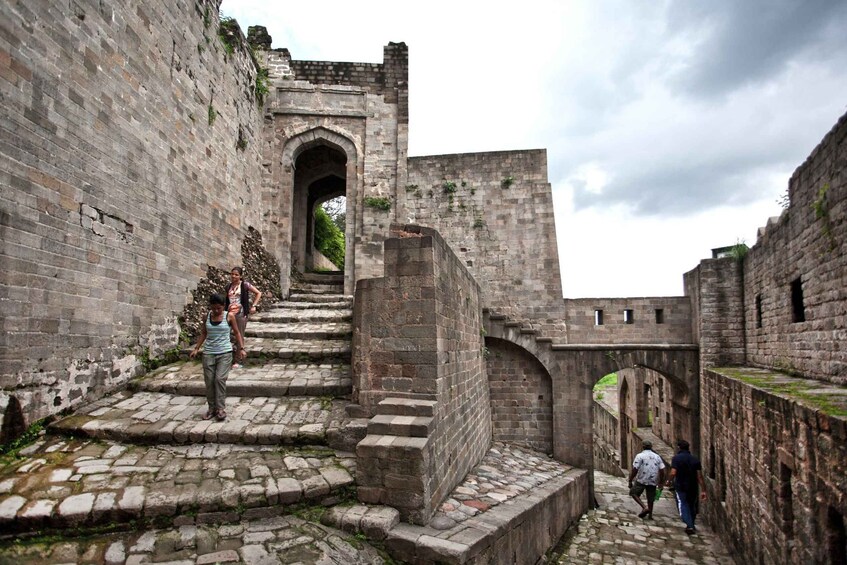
666 439 707 535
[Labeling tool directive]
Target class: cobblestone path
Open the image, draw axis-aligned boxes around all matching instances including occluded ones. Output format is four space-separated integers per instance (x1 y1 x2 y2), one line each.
555 471 736 564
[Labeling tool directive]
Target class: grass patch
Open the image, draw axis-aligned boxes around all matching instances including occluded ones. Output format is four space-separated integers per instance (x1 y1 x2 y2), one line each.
0 419 47 458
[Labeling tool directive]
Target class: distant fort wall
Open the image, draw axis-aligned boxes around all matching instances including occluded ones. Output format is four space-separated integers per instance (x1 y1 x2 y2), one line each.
563 296 693 344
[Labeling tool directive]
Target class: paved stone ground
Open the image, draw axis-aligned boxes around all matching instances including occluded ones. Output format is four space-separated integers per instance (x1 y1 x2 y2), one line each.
554 471 736 564
0 515 387 564
428 442 573 530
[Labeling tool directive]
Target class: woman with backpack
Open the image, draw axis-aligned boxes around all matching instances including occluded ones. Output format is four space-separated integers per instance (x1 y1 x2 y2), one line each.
224 267 262 368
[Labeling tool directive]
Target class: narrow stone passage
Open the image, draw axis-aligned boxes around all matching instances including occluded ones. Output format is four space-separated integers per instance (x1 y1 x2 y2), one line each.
555 471 736 564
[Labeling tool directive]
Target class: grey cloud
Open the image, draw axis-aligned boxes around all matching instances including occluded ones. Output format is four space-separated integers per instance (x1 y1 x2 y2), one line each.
666 0 847 97
567 149 795 217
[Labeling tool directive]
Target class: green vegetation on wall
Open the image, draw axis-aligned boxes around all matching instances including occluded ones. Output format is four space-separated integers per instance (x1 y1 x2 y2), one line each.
314 207 345 269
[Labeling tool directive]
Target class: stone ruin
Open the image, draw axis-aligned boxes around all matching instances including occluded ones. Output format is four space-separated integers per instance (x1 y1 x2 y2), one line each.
0 1 844 563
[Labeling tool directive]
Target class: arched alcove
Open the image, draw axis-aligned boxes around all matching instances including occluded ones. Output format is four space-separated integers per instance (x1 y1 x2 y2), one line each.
485 337 554 454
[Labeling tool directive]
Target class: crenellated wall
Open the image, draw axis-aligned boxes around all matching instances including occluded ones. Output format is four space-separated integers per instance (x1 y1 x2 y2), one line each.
404 150 565 337
0 0 267 429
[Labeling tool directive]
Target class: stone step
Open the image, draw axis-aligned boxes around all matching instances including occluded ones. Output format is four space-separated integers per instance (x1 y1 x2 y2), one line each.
252 307 352 323
0 437 356 535
50 391 366 451
0 515 386 563
268 299 352 310
243 337 351 363
355 434 429 459
301 272 343 284
0 514 387 562
245 322 352 340
290 284 344 295
131 362 352 398
376 397 438 418
366 414 434 438
288 293 351 304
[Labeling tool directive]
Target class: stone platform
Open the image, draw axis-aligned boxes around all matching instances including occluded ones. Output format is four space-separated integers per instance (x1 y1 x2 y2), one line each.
325 443 589 564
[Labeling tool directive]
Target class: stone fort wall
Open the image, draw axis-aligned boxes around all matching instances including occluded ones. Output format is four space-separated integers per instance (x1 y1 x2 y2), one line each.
688 112 846 562
0 0 267 426
701 368 846 564
404 150 566 337
742 112 847 384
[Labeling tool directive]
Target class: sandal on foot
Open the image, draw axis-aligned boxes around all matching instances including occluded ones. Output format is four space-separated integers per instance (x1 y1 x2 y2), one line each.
202 411 215 420
638 509 650 518
216 410 227 421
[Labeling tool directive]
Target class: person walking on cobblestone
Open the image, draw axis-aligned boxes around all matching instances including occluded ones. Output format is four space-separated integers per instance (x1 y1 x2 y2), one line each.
667 439 707 535
628 439 665 519
190 293 245 421
225 266 262 368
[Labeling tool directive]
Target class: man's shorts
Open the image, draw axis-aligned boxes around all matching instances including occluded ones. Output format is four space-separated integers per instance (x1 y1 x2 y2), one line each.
629 481 657 499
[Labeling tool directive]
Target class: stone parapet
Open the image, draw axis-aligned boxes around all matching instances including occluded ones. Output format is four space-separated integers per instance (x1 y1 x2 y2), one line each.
701 366 847 564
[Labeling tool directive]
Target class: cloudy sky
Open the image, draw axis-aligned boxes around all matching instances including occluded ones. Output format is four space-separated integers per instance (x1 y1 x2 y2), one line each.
220 0 847 297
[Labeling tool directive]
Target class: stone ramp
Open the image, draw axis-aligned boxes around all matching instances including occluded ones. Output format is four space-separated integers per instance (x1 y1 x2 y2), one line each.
0 515 387 564
552 471 736 564
134 361 352 398
325 443 589 564
50 391 366 451
0 438 355 536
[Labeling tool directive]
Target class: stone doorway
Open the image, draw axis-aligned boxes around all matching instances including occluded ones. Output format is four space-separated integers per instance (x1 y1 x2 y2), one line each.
292 145 348 274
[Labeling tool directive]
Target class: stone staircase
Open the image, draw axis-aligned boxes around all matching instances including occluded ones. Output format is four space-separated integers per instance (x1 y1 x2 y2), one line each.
0 273 376 542
0 272 592 563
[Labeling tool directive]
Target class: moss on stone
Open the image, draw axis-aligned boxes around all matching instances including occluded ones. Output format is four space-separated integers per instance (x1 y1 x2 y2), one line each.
713 367 847 418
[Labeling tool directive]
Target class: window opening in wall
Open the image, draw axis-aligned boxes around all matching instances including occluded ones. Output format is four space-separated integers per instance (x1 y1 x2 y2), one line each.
624 309 634 324
755 294 763 328
594 309 604 326
719 457 727 502
827 506 846 564
655 308 664 324
779 464 794 537
658 380 664 403
665 412 670 425
791 277 805 323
